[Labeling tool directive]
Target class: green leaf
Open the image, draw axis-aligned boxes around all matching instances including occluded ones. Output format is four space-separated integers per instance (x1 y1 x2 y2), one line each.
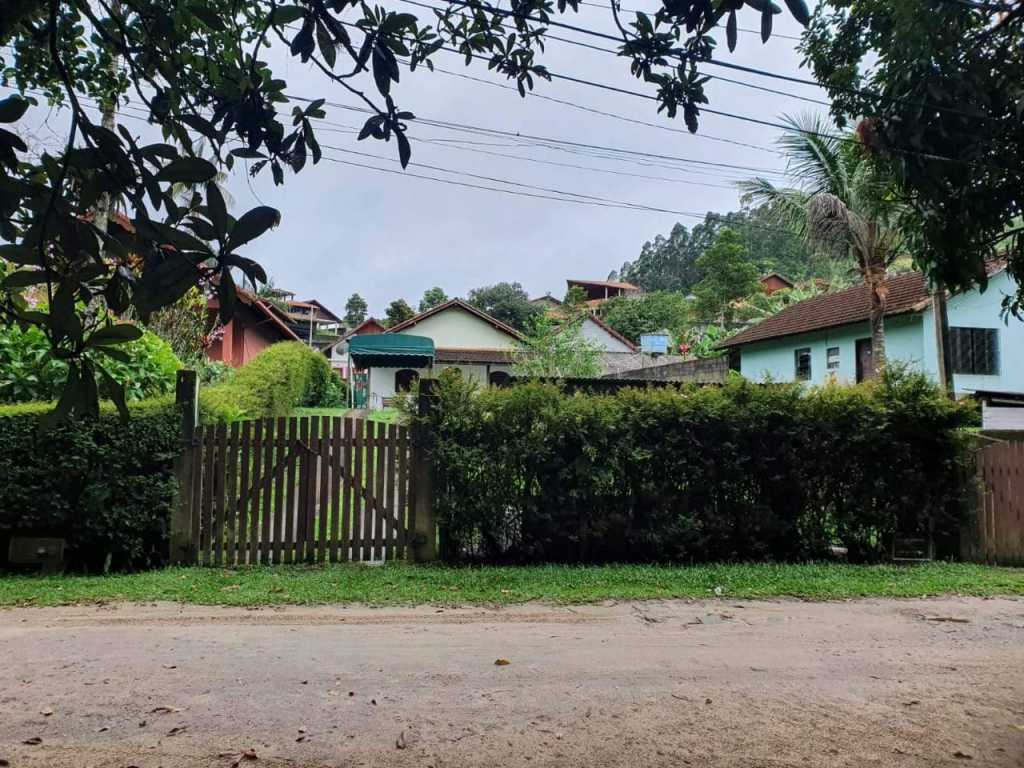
2 270 49 288
316 20 337 68
96 364 130 421
88 324 144 347
134 218 213 255
783 0 811 26
226 206 281 251
726 10 737 52
189 5 226 31
155 157 218 183
396 130 411 168
217 268 237 323
0 244 42 267
760 3 773 42
206 182 229 240
273 5 306 25
0 95 30 123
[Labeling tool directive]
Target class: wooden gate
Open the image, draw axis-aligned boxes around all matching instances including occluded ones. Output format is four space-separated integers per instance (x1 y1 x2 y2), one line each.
182 416 417 565
973 440 1024 565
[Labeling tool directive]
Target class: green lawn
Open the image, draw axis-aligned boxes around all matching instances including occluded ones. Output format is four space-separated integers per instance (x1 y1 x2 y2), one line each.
1 562 1022 608
292 407 402 423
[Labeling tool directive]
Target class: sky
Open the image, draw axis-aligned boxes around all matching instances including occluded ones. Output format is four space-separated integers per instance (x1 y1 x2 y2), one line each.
10 4 829 319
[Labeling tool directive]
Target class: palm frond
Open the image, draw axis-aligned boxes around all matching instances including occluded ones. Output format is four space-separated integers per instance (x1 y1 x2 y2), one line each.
777 113 850 201
737 178 811 239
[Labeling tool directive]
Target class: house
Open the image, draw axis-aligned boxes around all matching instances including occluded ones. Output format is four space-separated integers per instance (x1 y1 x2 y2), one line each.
351 299 524 409
278 299 345 346
322 317 387 378
760 273 794 295
719 264 1023 396
566 278 641 311
576 314 637 354
206 290 302 367
530 294 564 313
973 390 1024 431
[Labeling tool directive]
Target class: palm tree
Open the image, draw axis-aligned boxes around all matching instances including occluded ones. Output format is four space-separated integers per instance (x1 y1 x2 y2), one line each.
740 114 906 375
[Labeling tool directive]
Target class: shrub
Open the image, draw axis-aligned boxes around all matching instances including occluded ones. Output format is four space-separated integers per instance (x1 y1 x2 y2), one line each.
424 369 973 564
199 341 336 423
0 322 180 403
0 398 181 572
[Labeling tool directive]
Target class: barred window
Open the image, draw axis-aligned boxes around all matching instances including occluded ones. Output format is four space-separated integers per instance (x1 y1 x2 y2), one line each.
950 327 999 375
794 347 812 381
826 347 840 372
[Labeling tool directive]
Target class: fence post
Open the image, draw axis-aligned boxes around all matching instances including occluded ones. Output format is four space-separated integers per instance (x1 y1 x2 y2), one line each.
409 378 438 562
169 370 199 565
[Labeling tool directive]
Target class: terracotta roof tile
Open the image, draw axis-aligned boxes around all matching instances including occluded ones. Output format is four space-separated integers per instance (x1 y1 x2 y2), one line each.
720 272 932 348
435 348 517 364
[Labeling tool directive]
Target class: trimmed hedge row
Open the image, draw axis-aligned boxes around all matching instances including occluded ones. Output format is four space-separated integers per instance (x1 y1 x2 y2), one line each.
1 342 344 571
425 369 974 564
0 397 180 571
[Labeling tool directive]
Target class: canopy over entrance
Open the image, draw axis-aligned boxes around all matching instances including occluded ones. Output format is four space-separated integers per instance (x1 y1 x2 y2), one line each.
348 334 435 368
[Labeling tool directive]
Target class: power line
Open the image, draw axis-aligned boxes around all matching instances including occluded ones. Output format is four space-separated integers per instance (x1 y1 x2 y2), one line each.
573 0 805 41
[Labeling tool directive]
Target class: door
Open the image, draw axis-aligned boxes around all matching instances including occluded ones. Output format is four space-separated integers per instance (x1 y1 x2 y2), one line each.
855 338 874 382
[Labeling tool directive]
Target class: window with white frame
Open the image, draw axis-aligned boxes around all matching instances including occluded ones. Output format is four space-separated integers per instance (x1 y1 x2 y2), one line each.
826 346 840 372
794 347 812 381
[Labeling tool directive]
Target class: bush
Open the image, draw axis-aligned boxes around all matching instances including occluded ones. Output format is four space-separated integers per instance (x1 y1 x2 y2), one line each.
0 322 180 403
0 398 181 572
424 369 973 564
199 341 337 423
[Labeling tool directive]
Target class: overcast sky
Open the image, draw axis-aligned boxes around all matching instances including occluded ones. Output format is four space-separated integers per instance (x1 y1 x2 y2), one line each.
12 5 828 318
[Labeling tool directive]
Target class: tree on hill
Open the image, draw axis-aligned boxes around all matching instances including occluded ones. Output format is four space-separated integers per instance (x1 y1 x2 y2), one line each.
384 299 415 328
419 287 449 312
599 291 691 344
467 282 539 332
693 228 759 325
0 0 812 416
344 294 369 327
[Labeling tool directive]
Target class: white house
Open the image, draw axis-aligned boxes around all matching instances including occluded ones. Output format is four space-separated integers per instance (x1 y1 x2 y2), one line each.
358 299 523 409
719 263 1024 397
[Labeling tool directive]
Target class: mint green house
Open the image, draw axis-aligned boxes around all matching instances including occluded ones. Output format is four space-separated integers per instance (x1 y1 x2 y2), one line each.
720 266 1023 396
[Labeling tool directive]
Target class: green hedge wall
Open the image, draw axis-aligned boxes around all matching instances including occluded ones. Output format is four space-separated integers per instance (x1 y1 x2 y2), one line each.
0 397 180 572
425 369 973 564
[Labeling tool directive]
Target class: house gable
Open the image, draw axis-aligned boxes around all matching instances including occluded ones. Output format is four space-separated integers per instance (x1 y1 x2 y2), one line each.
389 300 522 350
579 316 637 353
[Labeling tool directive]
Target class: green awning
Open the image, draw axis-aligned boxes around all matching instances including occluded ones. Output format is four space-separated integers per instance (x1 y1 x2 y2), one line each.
349 334 435 368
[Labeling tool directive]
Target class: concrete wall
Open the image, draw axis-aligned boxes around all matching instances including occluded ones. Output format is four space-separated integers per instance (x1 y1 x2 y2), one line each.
394 307 520 349
604 356 729 383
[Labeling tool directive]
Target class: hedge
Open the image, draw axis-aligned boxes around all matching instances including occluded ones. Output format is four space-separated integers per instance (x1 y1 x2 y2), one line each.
199 341 340 423
0 397 181 572
424 369 974 564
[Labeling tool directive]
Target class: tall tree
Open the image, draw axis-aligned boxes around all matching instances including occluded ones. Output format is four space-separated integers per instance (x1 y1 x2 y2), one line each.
344 293 368 327
467 282 539 332
615 222 709 293
741 114 906 374
692 228 759 324
384 298 415 328
0 0 808 416
419 287 449 312
599 291 691 343
801 0 1024 316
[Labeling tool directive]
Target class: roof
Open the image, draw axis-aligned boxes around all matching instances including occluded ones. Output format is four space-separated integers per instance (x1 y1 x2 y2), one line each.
578 315 638 352
321 317 387 355
760 272 794 287
288 299 343 323
435 348 517 364
719 272 933 349
349 334 435 367
530 294 563 306
567 279 639 291
385 298 524 339
209 289 303 342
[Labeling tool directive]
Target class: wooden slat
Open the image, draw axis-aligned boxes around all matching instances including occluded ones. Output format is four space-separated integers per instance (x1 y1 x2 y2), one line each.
354 418 367 560
406 425 417 553
373 421 386 561
259 419 275 564
236 421 251 564
246 420 261 565
318 416 331 563
382 423 397 560
329 417 343 563
212 423 227 567
396 425 409 561
189 432 203 565
200 427 216 565
272 416 288 564
302 416 317 563
283 417 299 564
341 417 355 561
225 422 240 566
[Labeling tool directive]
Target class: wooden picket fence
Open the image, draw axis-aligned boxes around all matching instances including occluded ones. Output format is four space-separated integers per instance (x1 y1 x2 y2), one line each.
972 440 1024 565
180 415 418 565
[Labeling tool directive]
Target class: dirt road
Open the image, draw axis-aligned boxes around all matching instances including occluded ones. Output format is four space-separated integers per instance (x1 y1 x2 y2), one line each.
1 597 1022 767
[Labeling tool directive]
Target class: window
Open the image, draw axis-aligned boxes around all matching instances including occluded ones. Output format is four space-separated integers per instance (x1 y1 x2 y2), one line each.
950 327 999 375
489 371 512 388
394 369 419 392
794 348 812 381
826 346 840 372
